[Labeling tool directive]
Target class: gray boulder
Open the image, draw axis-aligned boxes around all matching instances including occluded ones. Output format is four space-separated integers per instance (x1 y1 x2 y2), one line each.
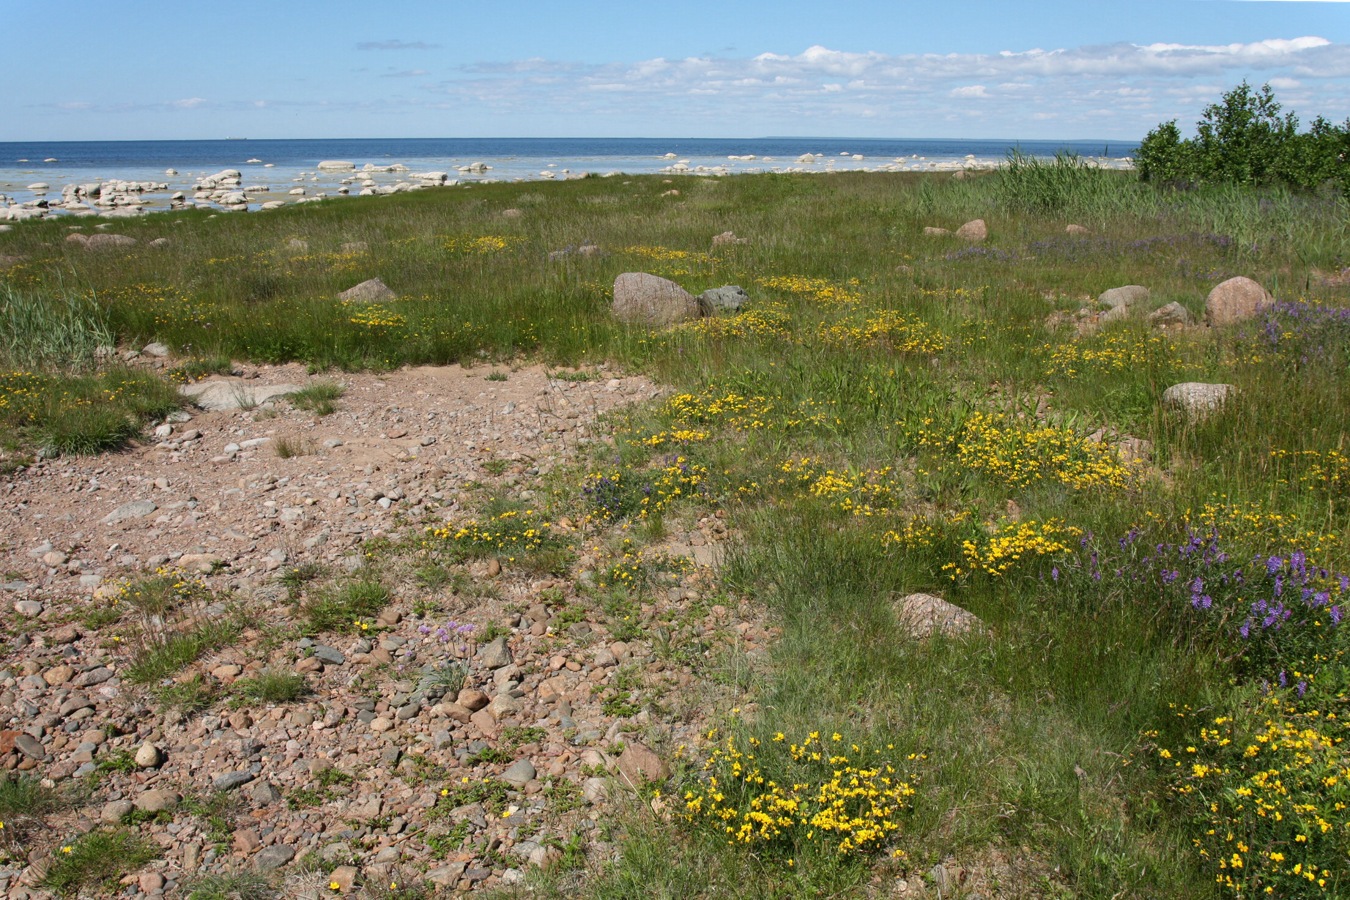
1149 302 1194 328
1098 285 1149 310
1163 382 1233 420
338 277 396 303
612 273 701 327
84 233 137 250
697 285 748 315
179 380 304 412
1205 276 1273 327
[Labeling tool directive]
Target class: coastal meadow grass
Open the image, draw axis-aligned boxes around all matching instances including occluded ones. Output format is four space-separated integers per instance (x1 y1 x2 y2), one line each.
2 168 1350 897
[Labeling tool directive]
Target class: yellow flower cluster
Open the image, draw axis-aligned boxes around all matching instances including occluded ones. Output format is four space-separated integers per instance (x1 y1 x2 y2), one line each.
346 305 407 329
881 511 972 550
817 310 946 355
777 457 899 517
1181 499 1339 557
443 234 526 254
619 245 714 277
1043 330 1200 378
669 303 794 342
641 457 708 518
598 537 692 590
664 388 776 432
756 274 862 304
639 429 711 448
685 730 921 858
426 509 555 553
0 370 44 422
921 411 1136 491
1271 449 1350 499
945 518 1081 578
1158 693 1348 897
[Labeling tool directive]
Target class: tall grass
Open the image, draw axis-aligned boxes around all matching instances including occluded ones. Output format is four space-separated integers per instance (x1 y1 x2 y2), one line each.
0 283 113 371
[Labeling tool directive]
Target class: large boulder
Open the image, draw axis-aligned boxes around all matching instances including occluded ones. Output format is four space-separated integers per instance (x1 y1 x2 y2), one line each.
1205 276 1273 327
1163 382 1233 420
338 278 396 303
612 273 701 326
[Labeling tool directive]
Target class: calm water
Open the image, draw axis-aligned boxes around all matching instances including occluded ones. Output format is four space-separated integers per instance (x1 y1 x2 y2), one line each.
0 137 1138 213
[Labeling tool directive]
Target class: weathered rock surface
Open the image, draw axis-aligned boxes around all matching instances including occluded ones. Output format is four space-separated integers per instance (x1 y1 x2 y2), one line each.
893 593 986 639
612 273 701 327
1163 382 1234 419
955 219 988 241
1149 302 1194 328
1098 285 1149 310
179 380 304 412
696 285 748 315
1205 276 1273 327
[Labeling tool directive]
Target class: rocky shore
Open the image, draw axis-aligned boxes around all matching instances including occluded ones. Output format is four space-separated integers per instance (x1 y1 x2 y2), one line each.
0 360 768 897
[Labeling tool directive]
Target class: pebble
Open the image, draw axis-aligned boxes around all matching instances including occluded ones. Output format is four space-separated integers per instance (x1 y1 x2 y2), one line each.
135 742 164 768
213 770 254 790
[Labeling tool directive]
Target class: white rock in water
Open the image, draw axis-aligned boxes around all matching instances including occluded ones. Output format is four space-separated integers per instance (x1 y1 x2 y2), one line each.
165 168 177 176
317 160 356 171
27 183 49 191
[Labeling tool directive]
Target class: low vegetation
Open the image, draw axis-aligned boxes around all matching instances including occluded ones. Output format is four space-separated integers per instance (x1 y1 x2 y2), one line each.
1 113 1348 896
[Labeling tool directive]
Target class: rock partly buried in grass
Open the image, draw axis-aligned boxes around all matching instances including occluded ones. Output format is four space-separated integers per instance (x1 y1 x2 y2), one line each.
1098 285 1150 311
923 226 950 236
1163 382 1233 420
338 277 396 303
1205 276 1273 327
893 592 986 639
612 272 701 326
179 380 305 412
1066 223 1090 235
955 218 988 241
710 230 748 247
1149 301 1194 329
79 233 137 251
697 285 748 315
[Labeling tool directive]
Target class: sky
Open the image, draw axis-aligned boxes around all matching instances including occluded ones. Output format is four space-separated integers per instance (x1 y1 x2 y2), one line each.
2 0 1348 142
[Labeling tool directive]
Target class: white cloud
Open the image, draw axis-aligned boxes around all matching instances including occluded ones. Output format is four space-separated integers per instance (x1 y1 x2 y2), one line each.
951 85 990 98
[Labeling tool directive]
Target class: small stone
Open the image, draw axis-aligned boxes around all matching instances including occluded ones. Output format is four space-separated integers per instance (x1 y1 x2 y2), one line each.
213 770 254 791
312 645 345 666
501 759 536 787
101 799 135 823
234 829 262 853
103 500 157 525
142 342 171 358
955 218 987 241
478 637 512 669
329 865 359 891
135 789 180 813
13 601 43 617
254 845 295 871
1163 382 1233 420
582 777 608 804
370 716 394 733
12 734 44 761
134 742 163 768
616 741 668 787
486 558 502 577
893 593 986 639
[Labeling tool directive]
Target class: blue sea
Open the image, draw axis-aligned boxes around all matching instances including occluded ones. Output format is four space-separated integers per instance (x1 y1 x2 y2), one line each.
0 137 1137 214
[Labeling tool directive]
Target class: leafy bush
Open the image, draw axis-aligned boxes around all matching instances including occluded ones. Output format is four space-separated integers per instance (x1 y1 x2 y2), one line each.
1138 81 1350 195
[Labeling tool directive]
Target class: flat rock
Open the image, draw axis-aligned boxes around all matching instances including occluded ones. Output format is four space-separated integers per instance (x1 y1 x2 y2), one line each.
893 593 986 639
180 380 304 412
83 233 137 250
317 161 356 171
213 770 254 791
254 845 295 871
13 734 45 760
612 273 701 327
1205 276 1273 327
13 600 43 617
103 500 157 525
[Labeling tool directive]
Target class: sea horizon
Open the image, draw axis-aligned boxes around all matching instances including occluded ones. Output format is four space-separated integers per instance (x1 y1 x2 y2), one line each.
0 136 1140 217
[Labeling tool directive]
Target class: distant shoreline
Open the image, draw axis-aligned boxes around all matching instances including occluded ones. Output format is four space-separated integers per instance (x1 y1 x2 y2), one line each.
0 136 1137 220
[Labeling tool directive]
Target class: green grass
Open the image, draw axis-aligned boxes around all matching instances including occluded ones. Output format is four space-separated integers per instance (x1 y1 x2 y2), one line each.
184 872 278 900
41 828 160 896
5 169 1350 899
288 378 344 415
232 669 309 704
300 577 390 634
